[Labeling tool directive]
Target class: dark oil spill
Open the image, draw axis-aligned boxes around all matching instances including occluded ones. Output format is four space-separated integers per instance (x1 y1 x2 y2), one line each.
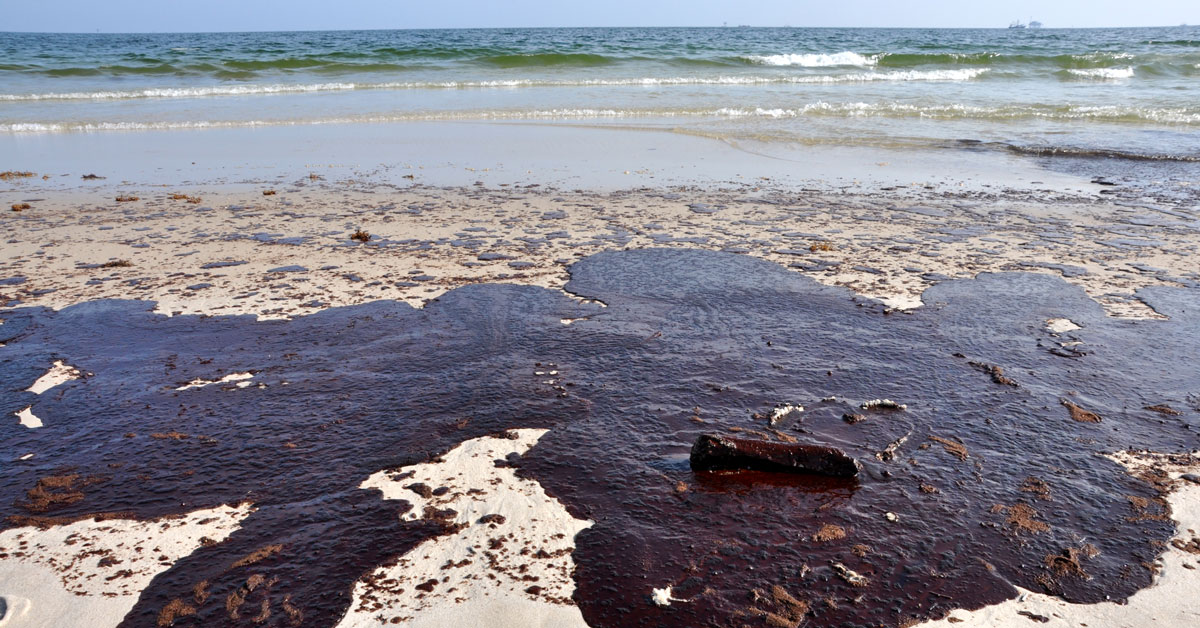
1 249 1197 627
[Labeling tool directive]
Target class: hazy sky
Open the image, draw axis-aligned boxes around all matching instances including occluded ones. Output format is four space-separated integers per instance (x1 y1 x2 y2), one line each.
4 0 1198 32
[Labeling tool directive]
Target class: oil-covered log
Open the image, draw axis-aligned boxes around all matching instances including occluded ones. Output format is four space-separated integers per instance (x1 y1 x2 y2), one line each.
689 433 861 478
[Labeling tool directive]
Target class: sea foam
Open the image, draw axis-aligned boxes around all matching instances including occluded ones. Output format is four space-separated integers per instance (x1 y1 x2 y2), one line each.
1067 67 1136 80
0 69 988 102
744 51 878 67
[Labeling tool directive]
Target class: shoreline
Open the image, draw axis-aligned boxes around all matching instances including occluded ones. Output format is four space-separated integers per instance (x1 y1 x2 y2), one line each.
3 121 1200 627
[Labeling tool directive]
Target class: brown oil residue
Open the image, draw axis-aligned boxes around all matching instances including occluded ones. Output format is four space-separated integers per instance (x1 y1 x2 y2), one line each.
1 249 1197 627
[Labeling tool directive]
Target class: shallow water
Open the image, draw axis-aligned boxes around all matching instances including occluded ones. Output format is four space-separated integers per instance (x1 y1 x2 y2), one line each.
3 27 1199 163
1 249 1197 626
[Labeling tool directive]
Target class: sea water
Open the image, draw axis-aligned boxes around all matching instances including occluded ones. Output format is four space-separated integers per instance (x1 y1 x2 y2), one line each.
2 27 1198 171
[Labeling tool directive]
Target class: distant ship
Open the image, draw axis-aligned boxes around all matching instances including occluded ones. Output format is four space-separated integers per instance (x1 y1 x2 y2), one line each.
1008 20 1043 29
1008 21 1026 29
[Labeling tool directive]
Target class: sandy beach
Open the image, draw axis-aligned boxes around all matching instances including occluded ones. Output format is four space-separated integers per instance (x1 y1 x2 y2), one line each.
4 136 1199 626
3 24 1200 622
3 136 1197 323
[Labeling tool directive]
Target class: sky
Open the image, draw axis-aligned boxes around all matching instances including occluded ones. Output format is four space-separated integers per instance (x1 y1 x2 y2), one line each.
3 0 1198 33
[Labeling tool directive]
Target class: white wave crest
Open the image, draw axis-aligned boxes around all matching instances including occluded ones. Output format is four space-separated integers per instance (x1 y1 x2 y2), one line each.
1068 67 1135 80
6 101 1198 134
0 70 988 102
744 51 877 67
0 82 363 101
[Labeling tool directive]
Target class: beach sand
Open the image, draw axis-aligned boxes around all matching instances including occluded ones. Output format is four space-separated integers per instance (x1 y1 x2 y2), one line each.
336 429 591 628
0 503 253 628
2 124 1199 627
3 179 1196 322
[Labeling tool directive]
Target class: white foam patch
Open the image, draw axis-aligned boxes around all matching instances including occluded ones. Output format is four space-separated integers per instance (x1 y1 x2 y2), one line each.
15 407 41 429
26 361 81 395
915 451 1200 628
174 372 254 391
1068 67 1135 80
336 428 593 628
0 503 254 628
745 51 877 67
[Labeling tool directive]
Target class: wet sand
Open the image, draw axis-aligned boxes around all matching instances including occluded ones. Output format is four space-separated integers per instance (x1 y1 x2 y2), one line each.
2 126 1200 627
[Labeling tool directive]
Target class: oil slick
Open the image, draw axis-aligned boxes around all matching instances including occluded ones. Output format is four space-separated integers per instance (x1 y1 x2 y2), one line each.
918 451 1200 628
1 249 1198 628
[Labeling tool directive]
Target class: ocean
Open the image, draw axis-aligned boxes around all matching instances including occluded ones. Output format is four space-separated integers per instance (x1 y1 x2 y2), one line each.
2 26 1199 185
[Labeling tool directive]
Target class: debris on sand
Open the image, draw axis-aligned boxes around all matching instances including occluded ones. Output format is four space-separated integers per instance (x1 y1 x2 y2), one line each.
842 412 866 424
928 435 969 461
754 403 803 426
1046 318 1081 333
969 361 1019 387
813 524 847 542
1044 547 1093 579
651 586 679 608
1144 404 1181 416
690 434 860 478
1062 400 1102 423
1020 476 1052 500
17 473 107 513
230 543 284 569
0 171 35 180
263 190 277 196
876 432 910 462
11 203 31 211
809 241 835 252
350 229 371 243
80 173 105 179
156 598 197 627
99 260 134 269
862 399 907 411
770 403 802 425
831 562 868 587
745 584 810 627
997 503 1050 534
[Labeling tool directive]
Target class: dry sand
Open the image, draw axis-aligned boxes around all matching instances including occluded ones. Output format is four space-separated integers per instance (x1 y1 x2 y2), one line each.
24 361 81 395
336 429 591 628
2 181 1197 321
0 503 254 628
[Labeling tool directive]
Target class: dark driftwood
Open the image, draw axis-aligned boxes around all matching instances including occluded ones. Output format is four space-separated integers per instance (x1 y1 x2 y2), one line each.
689 434 861 478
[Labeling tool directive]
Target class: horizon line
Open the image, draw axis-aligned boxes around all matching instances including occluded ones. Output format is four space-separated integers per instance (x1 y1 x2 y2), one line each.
0 23 1193 35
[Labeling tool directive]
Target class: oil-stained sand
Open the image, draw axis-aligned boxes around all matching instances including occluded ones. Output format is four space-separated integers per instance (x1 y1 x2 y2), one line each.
1 249 1198 627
